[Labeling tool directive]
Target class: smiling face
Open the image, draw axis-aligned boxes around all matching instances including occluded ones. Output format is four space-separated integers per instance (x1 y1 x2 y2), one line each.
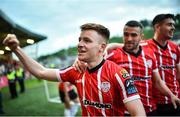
123 26 143 53
156 18 175 40
77 30 106 63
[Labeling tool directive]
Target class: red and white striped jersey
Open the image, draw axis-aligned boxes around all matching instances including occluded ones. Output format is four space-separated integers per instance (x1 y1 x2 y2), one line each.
146 39 180 104
106 46 158 113
56 60 140 116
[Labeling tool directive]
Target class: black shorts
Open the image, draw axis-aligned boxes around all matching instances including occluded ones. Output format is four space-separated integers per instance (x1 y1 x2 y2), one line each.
156 103 180 116
59 89 78 103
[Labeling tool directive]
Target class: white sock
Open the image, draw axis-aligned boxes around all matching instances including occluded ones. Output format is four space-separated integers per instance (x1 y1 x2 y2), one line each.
71 103 80 116
64 109 71 117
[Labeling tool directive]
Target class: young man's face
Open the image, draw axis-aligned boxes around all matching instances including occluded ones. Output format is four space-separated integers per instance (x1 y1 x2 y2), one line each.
77 30 105 62
157 18 175 40
123 26 142 53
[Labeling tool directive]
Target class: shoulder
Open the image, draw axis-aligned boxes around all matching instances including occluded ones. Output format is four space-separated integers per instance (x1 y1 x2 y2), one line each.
106 48 123 59
105 60 124 71
168 40 179 47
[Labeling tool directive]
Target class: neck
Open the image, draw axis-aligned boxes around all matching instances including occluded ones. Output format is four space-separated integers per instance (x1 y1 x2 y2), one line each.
87 56 104 69
153 33 168 47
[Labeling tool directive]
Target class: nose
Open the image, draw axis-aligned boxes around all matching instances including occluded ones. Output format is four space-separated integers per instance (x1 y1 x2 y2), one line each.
78 40 84 48
172 25 175 31
125 35 133 41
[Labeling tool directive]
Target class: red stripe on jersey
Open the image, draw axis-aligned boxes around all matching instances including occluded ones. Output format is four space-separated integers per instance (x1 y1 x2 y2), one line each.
56 60 140 116
147 39 180 104
107 46 157 113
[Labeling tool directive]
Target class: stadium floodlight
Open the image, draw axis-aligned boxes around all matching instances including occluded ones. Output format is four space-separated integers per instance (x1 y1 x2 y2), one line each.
5 46 11 51
27 39 34 44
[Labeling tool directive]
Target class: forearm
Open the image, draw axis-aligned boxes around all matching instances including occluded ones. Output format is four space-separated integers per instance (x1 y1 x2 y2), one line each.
13 46 46 79
155 80 174 97
177 64 180 82
125 99 146 116
106 43 123 53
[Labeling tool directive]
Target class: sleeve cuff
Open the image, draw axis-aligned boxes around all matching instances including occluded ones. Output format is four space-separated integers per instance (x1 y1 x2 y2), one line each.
55 69 62 82
123 95 140 104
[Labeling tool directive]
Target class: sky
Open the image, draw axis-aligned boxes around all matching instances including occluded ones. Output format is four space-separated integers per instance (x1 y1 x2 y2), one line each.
0 0 179 57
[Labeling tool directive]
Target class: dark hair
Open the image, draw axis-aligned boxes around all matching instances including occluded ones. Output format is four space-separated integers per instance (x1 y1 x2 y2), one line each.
125 20 144 33
80 23 110 43
152 14 175 26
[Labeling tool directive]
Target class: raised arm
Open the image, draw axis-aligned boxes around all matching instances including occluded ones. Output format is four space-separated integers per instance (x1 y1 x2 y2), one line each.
3 34 58 81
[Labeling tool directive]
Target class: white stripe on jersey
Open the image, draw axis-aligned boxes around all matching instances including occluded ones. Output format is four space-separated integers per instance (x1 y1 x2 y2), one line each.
115 73 127 98
127 54 133 76
97 66 106 117
141 49 152 112
157 46 168 103
168 45 178 96
82 74 90 116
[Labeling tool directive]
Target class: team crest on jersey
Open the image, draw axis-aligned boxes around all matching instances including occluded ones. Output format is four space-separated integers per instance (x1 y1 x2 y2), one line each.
146 60 152 68
101 82 110 92
120 69 130 78
172 53 177 60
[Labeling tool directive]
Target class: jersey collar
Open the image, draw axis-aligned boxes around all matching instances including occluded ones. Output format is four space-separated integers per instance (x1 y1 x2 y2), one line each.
153 39 168 50
88 59 105 73
123 46 142 57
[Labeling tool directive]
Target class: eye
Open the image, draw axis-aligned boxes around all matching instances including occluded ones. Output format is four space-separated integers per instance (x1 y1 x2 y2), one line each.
84 38 92 43
131 33 138 37
124 32 129 37
78 37 81 42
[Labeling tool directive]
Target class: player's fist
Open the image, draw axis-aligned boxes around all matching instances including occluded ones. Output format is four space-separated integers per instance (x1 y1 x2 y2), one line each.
3 34 20 51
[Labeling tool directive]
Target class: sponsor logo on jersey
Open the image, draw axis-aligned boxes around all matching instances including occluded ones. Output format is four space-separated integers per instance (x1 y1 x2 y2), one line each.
172 53 177 60
101 82 110 92
146 60 152 68
82 99 111 109
125 79 138 94
120 69 130 78
159 65 175 70
131 75 151 81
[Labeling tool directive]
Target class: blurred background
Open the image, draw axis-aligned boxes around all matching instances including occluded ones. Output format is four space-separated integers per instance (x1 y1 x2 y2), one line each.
0 0 180 116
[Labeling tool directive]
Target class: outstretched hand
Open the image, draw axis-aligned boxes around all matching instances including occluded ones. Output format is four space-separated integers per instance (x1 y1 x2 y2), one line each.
3 34 20 51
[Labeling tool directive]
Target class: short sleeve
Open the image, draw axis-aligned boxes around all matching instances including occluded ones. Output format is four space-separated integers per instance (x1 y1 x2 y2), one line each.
114 67 140 104
56 66 80 84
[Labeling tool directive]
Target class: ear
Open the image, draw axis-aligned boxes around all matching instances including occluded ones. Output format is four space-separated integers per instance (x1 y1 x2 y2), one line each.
140 33 144 40
100 43 107 52
154 24 160 31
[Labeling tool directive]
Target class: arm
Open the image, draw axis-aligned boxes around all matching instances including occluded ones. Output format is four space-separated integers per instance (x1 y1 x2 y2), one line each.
177 64 180 82
152 71 180 109
63 82 71 108
105 43 123 54
3 34 58 81
125 99 146 116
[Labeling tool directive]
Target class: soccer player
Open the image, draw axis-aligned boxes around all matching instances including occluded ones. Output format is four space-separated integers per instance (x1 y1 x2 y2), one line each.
3 23 146 116
74 21 180 116
146 14 180 116
58 82 80 116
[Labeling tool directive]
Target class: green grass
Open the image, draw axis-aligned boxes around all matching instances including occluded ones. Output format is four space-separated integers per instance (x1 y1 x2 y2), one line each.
1 78 82 116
